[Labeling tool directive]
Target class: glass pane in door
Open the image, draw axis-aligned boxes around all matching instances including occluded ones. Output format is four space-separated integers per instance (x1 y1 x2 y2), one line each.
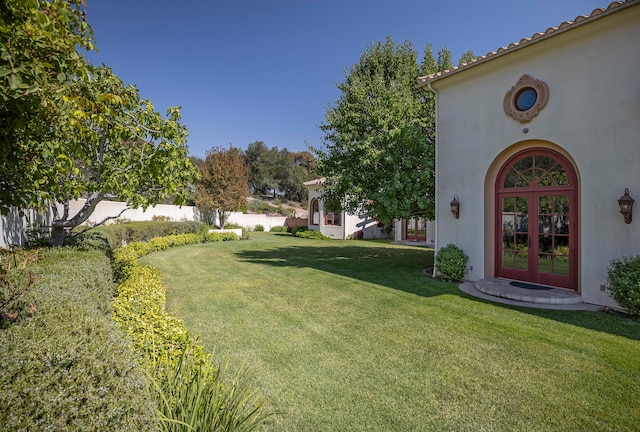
537 195 570 276
502 196 528 271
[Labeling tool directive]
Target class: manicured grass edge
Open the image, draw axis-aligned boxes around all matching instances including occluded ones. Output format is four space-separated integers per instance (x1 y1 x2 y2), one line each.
111 231 269 431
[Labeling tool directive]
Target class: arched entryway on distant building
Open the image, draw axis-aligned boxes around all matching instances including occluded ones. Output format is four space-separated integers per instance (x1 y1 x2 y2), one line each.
494 148 578 290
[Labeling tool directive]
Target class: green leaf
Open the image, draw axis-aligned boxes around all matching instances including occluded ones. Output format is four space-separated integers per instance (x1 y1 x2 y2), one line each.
57 72 66 82
8 73 21 90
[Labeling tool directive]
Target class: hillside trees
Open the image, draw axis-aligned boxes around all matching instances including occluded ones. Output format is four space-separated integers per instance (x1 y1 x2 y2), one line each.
47 66 197 245
244 141 316 201
195 146 248 228
0 0 94 213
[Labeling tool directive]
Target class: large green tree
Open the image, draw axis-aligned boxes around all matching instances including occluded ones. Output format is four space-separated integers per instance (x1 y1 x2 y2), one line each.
315 37 437 224
47 66 197 244
195 146 248 229
315 40 469 224
272 149 317 202
243 141 279 196
0 0 94 214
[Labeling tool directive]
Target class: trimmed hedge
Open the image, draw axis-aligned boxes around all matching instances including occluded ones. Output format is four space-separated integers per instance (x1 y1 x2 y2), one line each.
0 249 155 431
68 221 208 250
111 232 267 430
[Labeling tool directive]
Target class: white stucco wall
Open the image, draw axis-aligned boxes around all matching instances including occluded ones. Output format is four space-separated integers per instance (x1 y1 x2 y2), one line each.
305 183 387 240
431 6 640 307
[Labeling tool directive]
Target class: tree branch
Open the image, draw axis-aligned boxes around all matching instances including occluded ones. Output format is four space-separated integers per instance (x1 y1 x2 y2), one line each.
69 206 131 238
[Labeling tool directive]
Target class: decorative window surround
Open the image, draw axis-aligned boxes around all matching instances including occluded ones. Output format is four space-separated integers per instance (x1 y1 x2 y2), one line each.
503 75 549 123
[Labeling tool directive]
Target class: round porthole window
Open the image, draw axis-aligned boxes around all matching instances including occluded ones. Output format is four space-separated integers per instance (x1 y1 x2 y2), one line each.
515 88 537 111
503 75 549 123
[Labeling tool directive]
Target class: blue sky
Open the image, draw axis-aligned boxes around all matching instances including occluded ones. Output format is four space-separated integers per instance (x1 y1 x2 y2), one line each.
85 0 606 158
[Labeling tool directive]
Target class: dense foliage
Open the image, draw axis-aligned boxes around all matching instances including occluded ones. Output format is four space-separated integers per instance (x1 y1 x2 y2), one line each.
315 38 465 224
243 141 317 201
607 255 640 316
1 2 198 245
0 0 94 214
434 243 469 282
47 66 198 245
0 248 155 431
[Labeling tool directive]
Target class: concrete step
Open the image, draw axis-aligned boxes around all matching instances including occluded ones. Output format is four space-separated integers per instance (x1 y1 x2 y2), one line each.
475 278 583 305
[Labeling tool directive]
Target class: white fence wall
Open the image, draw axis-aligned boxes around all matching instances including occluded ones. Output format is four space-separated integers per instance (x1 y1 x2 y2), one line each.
1 199 290 248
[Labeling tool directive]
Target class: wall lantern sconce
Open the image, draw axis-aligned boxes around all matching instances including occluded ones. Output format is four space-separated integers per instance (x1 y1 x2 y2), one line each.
450 196 460 219
618 188 634 224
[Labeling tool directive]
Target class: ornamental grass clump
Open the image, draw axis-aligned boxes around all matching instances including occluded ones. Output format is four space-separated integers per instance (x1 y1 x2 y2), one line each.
607 255 640 316
434 243 469 282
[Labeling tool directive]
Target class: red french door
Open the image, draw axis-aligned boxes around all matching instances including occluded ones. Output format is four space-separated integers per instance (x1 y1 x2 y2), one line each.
405 217 426 241
496 150 577 290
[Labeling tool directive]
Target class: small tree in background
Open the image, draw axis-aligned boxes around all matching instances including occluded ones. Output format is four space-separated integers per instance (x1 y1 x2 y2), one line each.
196 146 248 229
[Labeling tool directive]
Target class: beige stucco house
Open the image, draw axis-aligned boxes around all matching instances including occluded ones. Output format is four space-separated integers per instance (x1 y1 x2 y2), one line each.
303 178 435 243
303 178 390 239
418 0 640 308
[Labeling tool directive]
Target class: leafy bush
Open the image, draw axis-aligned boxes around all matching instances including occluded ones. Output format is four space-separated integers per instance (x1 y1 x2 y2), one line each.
0 249 155 431
295 228 331 240
224 223 248 239
63 229 115 253
291 226 309 236
270 225 289 233
254 224 265 232
607 255 640 316
202 231 238 242
435 243 469 282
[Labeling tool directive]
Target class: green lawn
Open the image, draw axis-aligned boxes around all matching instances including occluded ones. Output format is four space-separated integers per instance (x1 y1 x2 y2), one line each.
142 232 640 431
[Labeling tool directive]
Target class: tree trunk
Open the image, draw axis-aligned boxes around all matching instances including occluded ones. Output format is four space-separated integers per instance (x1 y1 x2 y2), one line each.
217 209 229 229
49 192 104 246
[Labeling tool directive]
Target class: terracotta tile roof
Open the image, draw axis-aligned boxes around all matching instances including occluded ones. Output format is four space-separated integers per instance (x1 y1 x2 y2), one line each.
417 0 639 87
303 177 326 187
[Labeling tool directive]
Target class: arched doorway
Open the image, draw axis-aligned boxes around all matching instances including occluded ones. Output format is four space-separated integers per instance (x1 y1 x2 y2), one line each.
495 148 578 290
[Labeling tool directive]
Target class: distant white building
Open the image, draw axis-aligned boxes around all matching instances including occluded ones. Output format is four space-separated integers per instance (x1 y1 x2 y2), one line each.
303 178 390 240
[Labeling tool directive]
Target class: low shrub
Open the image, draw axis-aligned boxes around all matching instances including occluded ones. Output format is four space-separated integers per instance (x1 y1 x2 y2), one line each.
435 243 469 282
254 224 265 232
270 225 289 233
295 229 331 240
202 231 239 242
0 249 154 431
64 229 115 253
291 226 309 236
607 255 640 316
224 223 248 239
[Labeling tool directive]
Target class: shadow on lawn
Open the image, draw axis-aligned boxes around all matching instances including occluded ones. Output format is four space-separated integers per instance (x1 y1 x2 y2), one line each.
235 238 640 341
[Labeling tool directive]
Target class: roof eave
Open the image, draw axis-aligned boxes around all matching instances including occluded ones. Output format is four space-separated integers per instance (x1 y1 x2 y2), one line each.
417 0 638 89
